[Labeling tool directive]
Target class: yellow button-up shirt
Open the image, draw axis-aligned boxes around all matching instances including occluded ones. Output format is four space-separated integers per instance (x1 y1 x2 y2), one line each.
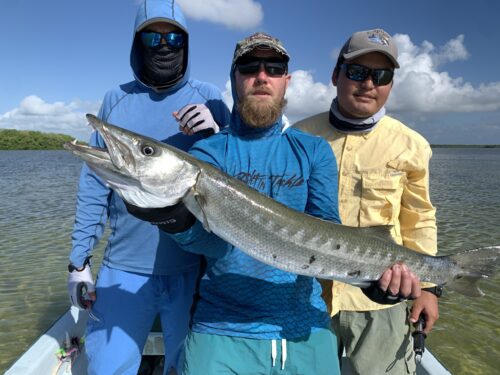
294 112 437 315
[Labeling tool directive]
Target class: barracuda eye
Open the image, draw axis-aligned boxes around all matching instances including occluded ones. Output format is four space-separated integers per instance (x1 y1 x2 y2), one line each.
141 144 156 156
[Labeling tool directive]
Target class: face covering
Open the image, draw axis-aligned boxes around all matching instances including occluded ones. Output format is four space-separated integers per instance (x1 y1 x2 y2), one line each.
329 97 386 133
142 45 185 88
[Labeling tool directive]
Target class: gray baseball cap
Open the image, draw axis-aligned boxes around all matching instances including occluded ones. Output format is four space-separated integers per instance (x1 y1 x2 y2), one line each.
232 32 289 64
338 29 399 68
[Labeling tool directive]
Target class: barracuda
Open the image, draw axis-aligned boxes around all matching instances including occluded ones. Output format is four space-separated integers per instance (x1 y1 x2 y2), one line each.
64 114 500 297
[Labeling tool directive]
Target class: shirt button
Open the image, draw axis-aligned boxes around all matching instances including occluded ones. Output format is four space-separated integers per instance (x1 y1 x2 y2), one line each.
346 145 352 151
342 171 348 176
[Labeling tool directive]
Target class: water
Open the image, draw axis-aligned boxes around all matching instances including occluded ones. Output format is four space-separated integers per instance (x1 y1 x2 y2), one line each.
0 149 499 374
426 148 500 375
0 151 106 373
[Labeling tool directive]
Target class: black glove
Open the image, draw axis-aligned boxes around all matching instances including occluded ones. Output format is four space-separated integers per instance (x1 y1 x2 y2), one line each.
361 283 412 305
124 201 196 234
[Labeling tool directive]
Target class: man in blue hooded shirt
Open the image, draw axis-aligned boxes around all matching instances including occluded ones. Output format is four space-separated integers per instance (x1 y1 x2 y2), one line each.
128 31 342 375
66 1 230 374
128 31 424 374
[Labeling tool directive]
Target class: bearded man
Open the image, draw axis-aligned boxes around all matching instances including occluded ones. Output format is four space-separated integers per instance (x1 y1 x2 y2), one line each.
127 31 341 375
127 32 421 375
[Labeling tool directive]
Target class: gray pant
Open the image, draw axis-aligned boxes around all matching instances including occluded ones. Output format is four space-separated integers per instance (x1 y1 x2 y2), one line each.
332 303 416 375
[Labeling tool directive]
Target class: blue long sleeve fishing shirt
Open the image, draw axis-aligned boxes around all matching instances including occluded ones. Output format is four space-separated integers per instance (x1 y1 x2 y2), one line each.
69 0 230 274
172 117 341 339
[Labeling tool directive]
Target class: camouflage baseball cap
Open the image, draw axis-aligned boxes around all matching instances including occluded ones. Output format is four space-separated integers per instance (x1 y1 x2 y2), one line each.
232 32 289 64
338 29 399 68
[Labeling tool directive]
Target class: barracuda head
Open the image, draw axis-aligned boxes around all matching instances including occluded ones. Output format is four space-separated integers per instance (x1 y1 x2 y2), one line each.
64 114 200 208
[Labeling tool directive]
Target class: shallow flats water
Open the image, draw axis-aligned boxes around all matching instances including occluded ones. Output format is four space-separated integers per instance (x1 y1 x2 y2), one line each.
0 148 499 374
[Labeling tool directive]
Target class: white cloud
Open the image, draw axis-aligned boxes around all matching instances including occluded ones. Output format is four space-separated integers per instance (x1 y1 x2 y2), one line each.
285 70 336 121
0 95 100 141
222 79 233 109
429 35 469 67
389 34 500 113
222 34 500 125
177 0 263 30
11 32 497 144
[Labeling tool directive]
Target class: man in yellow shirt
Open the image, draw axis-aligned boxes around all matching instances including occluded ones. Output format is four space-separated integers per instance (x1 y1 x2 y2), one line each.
294 29 439 374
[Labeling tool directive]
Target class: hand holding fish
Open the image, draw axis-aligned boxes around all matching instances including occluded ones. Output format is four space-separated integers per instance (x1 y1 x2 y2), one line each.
124 201 196 234
361 263 421 304
379 263 421 299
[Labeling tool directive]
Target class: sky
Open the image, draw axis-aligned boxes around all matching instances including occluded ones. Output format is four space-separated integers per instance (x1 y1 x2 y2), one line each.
1 0 500 144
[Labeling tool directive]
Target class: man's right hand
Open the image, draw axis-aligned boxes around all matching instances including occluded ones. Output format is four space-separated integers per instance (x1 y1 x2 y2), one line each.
174 103 219 136
67 262 96 310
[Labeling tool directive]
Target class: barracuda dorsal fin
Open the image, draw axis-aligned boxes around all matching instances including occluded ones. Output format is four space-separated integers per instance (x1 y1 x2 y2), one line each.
356 225 395 243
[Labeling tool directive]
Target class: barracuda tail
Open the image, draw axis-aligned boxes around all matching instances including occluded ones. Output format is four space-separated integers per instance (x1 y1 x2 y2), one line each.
447 246 500 297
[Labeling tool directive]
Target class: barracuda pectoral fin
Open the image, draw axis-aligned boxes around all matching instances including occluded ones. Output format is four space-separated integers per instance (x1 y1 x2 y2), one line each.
326 275 373 288
183 183 212 233
357 225 395 243
349 280 373 288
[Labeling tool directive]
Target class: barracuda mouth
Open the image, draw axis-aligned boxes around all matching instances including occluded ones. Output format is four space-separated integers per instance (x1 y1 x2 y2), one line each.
63 140 114 170
64 114 177 208
65 137 157 210
63 114 143 186
89 116 137 173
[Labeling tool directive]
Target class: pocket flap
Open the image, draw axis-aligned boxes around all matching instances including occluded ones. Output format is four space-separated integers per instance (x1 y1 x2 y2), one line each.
362 173 402 189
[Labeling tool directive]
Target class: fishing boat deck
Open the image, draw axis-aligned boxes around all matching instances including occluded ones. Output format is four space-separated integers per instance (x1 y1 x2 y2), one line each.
5 307 452 375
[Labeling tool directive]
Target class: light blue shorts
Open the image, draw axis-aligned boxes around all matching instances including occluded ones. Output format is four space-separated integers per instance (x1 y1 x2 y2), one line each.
85 265 199 375
182 328 340 375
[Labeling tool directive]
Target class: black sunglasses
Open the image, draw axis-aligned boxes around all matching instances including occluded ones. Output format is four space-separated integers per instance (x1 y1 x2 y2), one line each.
341 63 394 86
235 58 288 76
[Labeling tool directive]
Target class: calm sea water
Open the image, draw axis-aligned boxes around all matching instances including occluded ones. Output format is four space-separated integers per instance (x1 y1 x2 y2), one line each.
0 149 499 374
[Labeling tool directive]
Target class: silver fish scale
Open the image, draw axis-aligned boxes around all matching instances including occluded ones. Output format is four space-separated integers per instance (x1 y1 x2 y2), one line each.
184 163 455 285
65 115 500 297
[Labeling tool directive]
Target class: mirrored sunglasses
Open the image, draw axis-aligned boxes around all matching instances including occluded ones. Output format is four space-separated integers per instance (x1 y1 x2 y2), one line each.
341 63 394 86
140 31 185 49
235 58 288 76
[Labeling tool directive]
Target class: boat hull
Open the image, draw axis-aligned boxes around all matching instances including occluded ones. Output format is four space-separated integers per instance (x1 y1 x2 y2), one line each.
5 307 451 375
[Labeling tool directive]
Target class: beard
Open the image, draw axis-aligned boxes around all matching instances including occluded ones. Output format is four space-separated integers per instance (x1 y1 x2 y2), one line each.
237 92 287 128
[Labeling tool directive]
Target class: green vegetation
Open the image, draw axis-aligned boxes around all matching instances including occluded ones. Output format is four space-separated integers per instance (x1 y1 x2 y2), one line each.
1 128 498 150
0 129 75 150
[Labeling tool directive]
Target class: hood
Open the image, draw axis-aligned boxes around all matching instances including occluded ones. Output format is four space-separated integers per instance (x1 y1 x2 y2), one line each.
130 0 190 92
228 61 284 137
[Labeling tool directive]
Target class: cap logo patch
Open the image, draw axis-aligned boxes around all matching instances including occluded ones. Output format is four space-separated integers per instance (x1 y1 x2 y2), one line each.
367 30 390 46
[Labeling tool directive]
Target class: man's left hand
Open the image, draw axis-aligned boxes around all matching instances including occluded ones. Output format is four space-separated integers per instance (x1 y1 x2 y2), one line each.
409 291 439 334
362 263 421 304
378 263 421 300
